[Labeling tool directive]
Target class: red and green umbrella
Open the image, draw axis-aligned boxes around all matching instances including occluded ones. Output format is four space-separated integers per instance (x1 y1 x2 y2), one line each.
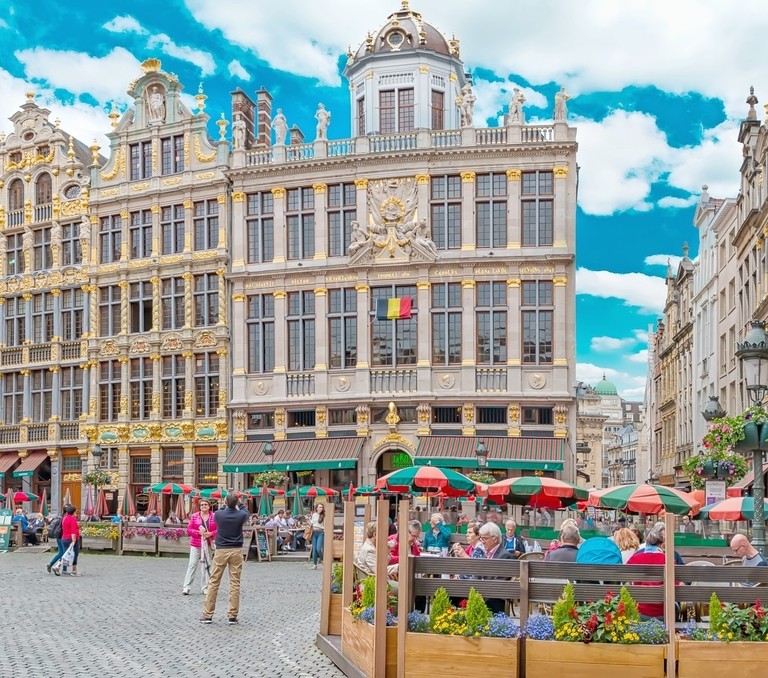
698 496 768 521
244 487 285 497
121 487 137 517
13 491 39 503
193 488 238 500
286 485 339 498
84 486 95 516
95 487 110 517
487 476 588 509
588 483 699 516
376 466 475 497
143 483 196 495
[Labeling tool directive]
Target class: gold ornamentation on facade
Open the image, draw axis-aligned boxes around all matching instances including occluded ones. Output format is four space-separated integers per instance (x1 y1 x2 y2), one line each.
553 277 568 286
461 280 475 289
271 187 286 198
151 392 161 413
232 192 245 202
354 179 369 190
273 291 287 300
100 145 125 181
506 169 522 181
463 403 474 423
507 278 521 288
355 284 369 293
312 183 327 194
195 172 215 181
184 132 190 168
553 404 568 426
274 408 286 427
415 174 430 185
232 293 246 302
131 182 150 192
355 405 369 424
3 145 56 172
385 401 400 426
417 404 430 424
553 166 568 178
163 177 182 186
508 403 520 423
194 134 216 162
184 390 193 410
460 171 476 183
194 330 217 348
316 406 327 425
372 432 415 453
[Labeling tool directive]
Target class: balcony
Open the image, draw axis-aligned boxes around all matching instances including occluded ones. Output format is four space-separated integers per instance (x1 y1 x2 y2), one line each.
475 368 507 392
61 341 82 361
243 124 567 168
6 209 24 227
29 344 51 363
286 372 315 397
370 369 417 393
33 203 52 223
1 348 23 367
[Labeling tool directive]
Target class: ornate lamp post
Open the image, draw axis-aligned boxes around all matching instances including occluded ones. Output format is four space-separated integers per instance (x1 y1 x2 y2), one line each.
736 320 768 555
476 439 489 469
701 395 726 422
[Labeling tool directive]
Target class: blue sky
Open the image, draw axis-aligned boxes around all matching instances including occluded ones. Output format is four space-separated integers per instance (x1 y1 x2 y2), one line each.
2 0 764 400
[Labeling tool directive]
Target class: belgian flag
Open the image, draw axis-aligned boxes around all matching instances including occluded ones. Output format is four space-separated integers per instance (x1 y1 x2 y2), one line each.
376 297 412 320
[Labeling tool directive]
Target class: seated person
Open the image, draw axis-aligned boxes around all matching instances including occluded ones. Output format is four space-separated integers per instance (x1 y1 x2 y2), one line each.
544 524 580 562
636 521 684 565
477 523 514 613
145 510 162 524
11 509 38 546
354 521 398 580
389 519 422 565
452 522 484 559
273 510 293 551
165 511 181 525
626 526 672 620
730 533 767 586
422 513 451 553
502 520 527 559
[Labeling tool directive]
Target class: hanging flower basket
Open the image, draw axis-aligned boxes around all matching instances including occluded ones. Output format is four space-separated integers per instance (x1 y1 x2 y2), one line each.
702 406 768 453
682 450 748 490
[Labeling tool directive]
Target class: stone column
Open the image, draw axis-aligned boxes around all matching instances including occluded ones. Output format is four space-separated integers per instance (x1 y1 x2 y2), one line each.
216 193 227 253
150 444 162 484
118 356 130 420
216 268 226 327
150 204 160 257
507 277 521 366
460 280 476 391
0 298 6 346
182 272 193 329
119 209 129 262
183 199 193 253
313 183 327 261
460 172 475 250
150 276 161 332
230 192 246 269
553 166 569 247
553 276 568 365
355 283 370 392
417 281 431 391
271 188 286 263
230 293 247 402
314 287 328 395
183 350 194 418
272 291 287 398
506 169 522 249
50 366 61 421
23 292 33 343
21 368 31 422
415 173 430 216
150 353 161 418
48 448 60 515
118 280 129 335
183 443 194 487
354 179 368 224
51 288 62 340
216 347 228 418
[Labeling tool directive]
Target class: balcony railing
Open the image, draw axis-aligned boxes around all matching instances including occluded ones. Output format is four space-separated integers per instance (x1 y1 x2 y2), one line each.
286 372 315 397
61 341 82 361
0 427 20 444
27 424 48 443
242 124 566 168
370 369 417 393
7 209 24 227
60 423 80 441
33 204 52 223
475 368 507 392
29 345 51 363
1 348 23 366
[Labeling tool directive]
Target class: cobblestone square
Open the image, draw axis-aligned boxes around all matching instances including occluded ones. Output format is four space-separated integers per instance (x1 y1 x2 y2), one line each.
0 550 343 678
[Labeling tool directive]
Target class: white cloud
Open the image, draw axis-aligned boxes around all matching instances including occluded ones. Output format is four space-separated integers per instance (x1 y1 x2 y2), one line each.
472 80 547 128
645 254 682 269
576 362 647 399
576 267 666 314
0 18 9 29
590 336 636 352
628 349 649 363
103 15 147 35
148 33 216 76
228 59 250 81
633 329 649 343
657 195 697 209
14 47 141 104
576 110 672 215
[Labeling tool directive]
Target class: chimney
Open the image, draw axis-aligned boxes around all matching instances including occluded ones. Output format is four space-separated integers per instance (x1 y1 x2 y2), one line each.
289 124 304 146
230 89 256 150
255 87 273 149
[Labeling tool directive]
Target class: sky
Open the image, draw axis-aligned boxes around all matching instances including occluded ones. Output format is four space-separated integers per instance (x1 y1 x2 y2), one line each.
0 0 762 401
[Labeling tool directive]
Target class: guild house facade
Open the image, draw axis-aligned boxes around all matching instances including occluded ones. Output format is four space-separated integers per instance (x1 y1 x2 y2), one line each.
0 1 578 513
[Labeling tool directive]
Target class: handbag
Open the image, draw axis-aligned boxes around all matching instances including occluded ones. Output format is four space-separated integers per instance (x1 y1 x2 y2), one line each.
61 542 76 568
303 525 313 541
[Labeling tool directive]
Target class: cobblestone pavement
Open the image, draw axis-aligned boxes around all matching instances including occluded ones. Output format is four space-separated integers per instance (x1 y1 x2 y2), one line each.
0 549 343 678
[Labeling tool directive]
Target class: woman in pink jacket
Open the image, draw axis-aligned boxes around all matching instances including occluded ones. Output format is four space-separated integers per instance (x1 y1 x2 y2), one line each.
182 499 217 596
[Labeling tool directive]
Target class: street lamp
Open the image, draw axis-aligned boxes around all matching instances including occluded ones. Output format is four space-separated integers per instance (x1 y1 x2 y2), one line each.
262 440 275 464
701 395 726 422
476 439 489 469
736 319 768 555
92 444 103 459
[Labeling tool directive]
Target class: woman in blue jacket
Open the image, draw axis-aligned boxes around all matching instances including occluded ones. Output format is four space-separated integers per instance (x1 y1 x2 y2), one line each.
422 512 451 553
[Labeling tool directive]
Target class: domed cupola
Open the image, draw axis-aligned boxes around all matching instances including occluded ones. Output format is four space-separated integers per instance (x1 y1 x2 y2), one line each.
344 0 467 136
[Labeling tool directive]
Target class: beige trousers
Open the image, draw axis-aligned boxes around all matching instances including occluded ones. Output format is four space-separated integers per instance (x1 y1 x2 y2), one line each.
202 547 243 619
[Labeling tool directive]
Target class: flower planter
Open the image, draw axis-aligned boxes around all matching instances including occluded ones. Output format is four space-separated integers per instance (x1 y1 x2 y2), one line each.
525 639 665 678
121 534 157 554
677 639 766 678
332 539 344 560
157 535 191 555
340 608 397 677
328 593 343 636
734 421 768 453
403 632 518 677
81 536 117 551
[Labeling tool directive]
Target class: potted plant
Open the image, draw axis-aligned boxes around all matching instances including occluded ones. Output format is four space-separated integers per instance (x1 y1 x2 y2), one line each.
121 525 158 554
682 449 748 490
80 523 119 551
402 587 520 677
329 562 343 635
251 471 288 488
156 527 190 555
341 576 398 677
678 593 768 676
702 406 768 454
524 584 667 678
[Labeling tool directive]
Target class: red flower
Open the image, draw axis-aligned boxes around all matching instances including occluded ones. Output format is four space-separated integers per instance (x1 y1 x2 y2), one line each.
617 601 625 616
605 612 613 624
605 591 614 602
569 607 579 619
458 599 467 608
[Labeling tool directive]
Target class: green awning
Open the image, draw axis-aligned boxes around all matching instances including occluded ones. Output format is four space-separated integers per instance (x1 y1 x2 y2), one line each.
223 437 364 473
414 435 564 471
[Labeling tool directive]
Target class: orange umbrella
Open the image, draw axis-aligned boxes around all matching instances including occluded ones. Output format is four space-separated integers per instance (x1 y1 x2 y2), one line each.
686 490 705 516
95 488 110 517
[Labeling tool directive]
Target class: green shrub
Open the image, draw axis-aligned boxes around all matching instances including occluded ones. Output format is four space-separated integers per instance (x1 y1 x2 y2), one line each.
429 587 451 632
708 592 723 634
619 586 640 622
552 582 575 631
361 576 376 609
465 587 491 636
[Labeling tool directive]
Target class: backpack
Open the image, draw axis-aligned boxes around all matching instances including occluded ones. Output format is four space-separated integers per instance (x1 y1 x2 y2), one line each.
49 517 63 540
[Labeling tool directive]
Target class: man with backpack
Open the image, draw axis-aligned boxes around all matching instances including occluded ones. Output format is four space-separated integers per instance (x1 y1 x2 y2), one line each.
46 512 65 573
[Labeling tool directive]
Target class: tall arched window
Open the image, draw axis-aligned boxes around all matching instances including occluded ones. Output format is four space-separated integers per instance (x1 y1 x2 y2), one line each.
35 173 52 205
8 179 24 211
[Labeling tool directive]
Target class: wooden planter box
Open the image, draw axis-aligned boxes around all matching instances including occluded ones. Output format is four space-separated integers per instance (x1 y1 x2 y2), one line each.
525 639 665 678
121 535 157 554
403 632 519 677
328 593 342 636
81 536 117 551
678 639 766 677
157 535 190 555
332 539 344 560
340 608 397 677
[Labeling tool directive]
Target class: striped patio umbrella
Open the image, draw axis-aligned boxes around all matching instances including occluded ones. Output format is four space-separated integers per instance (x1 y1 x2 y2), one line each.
121 487 137 517
13 491 39 503
588 483 699 516
285 485 339 498
143 482 196 495
193 488 241 500
376 466 476 497
62 487 71 508
487 476 588 509
95 487 110 517
698 496 768 521
84 486 95 516
38 488 48 517
243 487 285 497
0 491 5 503
175 493 189 521
147 492 158 515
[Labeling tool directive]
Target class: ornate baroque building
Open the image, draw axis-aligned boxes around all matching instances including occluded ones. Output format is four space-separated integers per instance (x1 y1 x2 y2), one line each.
223 2 579 489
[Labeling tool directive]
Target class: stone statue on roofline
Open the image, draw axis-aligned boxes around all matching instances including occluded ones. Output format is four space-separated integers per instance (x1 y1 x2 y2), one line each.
272 109 288 146
554 85 571 122
457 83 476 128
232 113 246 149
314 103 331 141
508 87 526 125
